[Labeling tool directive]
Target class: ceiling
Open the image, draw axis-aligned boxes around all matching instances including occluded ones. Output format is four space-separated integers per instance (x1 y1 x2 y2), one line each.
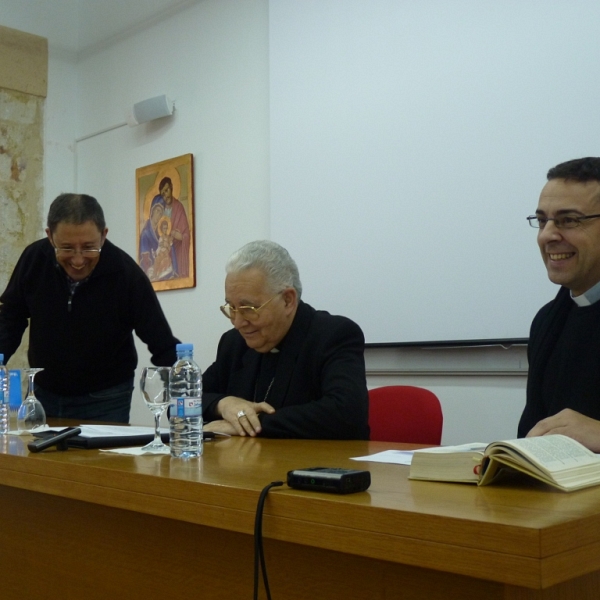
1 0 201 56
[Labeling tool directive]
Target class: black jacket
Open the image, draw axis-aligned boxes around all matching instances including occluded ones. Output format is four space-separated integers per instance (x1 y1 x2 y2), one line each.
0 238 179 395
202 301 370 439
518 286 600 436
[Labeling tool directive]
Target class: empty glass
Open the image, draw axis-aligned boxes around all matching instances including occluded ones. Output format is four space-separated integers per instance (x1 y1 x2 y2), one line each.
17 368 46 432
140 366 170 453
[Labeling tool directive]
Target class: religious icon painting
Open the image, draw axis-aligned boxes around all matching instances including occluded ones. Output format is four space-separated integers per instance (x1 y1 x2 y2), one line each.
136 153 196 291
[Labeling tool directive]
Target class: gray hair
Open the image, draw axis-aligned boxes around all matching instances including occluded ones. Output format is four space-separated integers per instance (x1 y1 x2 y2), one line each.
226 240 302 298
47 193 106 234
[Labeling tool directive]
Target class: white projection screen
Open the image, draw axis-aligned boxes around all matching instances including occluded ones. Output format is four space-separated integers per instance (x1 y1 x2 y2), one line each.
269 0 600 344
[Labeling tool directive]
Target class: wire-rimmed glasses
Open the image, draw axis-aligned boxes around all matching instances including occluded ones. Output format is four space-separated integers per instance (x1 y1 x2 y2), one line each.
527 214 600 229
54 247 102 258
220 291 283 321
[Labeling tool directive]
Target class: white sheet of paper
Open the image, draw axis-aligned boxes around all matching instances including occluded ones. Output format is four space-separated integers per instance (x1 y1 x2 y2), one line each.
100 446 170 456
19 425 168 438
8 424 50 436
76 425 167 438
350 450 419 465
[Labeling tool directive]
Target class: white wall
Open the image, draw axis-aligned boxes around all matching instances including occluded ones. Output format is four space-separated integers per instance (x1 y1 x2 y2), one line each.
366 345 527 444
3 0 529 441
45 48 79 202
368 374 525 446
72 0 269 426
269 0 596 344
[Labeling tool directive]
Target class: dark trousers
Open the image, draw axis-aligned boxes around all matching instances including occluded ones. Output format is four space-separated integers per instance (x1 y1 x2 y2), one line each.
35 378 134 423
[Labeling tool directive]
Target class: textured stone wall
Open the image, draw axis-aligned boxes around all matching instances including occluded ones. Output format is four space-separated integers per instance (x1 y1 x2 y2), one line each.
0 89 45 371
0 88 45 285
0 25 47 372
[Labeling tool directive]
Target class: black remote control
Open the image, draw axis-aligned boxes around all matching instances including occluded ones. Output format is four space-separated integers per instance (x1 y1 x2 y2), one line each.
27 427 82 452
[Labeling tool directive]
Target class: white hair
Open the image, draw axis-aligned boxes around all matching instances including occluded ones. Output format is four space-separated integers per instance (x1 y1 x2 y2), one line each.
226 240 302 298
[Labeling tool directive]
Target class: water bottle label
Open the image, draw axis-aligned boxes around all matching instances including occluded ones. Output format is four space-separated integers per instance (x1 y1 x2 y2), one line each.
9 370 20 409
175 397 202 417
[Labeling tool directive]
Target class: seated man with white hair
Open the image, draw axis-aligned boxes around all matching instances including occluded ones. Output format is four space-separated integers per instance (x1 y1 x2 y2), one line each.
202 240 370 439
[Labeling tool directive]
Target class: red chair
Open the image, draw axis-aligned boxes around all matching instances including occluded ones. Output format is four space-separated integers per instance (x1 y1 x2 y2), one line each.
368 385 443 444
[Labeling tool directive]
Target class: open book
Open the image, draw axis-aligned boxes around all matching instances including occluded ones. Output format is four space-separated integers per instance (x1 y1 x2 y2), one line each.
408 434 600 492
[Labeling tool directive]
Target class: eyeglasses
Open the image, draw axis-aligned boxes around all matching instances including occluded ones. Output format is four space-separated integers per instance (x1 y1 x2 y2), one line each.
527 214 600 229
220 292 283 321
54 247 102 258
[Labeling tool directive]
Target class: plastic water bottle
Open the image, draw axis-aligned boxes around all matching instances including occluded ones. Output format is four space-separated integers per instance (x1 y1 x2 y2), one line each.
169 343 202 458
0 355 10 434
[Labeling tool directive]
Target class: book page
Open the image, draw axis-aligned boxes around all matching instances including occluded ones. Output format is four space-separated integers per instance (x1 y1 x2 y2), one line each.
488 435 598 473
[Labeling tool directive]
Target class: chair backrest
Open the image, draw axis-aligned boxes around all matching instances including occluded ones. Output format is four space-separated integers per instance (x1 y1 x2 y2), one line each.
368 385 443 444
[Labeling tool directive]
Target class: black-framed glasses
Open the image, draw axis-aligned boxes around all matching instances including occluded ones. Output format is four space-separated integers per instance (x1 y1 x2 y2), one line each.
526 214 600 229
220 291 283 321
54 247 102 258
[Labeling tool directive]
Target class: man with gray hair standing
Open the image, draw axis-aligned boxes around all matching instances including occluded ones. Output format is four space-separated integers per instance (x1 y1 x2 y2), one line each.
202 240 369 439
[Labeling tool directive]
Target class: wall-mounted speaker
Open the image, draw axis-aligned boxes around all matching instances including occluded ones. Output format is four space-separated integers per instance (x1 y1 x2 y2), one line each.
127 94 174 126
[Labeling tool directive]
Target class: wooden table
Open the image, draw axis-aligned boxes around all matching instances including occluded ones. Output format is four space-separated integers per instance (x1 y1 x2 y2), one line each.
0 432 600 599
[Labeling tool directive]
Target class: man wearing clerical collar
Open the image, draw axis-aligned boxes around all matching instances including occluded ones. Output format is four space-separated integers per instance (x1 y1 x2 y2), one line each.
202 240 369 439
519 157 600 450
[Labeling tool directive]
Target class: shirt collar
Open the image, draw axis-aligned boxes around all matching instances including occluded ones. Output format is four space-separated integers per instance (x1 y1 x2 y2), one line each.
572 279 600 306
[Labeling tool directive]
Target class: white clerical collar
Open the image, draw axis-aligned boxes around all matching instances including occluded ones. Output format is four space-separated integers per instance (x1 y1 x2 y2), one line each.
572 279 600 307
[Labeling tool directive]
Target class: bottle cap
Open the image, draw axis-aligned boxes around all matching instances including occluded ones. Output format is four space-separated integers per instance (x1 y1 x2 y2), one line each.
176 343 194 353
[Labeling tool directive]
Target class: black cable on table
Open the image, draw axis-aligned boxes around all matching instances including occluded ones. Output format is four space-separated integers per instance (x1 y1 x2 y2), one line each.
254 480 284 600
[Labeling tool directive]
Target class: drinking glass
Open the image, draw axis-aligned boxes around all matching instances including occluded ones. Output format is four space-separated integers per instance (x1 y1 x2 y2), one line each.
17 368 46 432
140 366 171 453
